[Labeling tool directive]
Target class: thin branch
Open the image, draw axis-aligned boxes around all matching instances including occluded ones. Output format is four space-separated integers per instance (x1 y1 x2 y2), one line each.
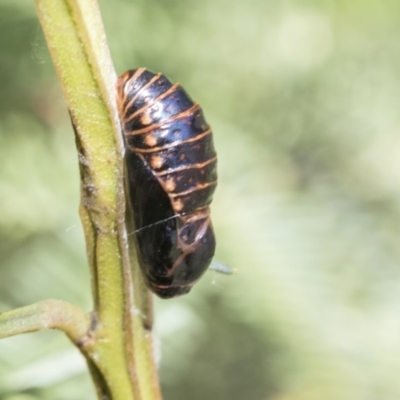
0 300 90 344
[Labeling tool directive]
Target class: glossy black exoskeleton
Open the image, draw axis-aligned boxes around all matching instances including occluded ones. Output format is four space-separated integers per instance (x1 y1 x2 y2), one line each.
116 68 218 298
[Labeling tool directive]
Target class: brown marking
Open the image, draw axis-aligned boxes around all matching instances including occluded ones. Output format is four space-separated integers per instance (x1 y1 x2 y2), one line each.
76 311 98 348
172 217 211 267
178 207 210 225
123 104 200 136
140 113 152 126
164 178 176 192
124 83 180 123
127 128 212 153
116 68 147 113
150 155 164 169
122 73 162 115
172 198 184 212
180 205 210 225
144 134 158 147
137 209 211 280
170 180 218 197
156 156 217 176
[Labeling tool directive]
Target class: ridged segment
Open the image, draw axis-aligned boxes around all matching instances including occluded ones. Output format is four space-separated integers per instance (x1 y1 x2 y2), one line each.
117 69 218 215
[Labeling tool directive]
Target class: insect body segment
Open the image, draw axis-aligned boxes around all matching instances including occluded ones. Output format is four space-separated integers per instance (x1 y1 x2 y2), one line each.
116 68 217 298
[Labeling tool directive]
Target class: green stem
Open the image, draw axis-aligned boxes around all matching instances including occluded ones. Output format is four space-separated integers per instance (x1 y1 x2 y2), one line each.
0 300 89 343
34 0 162 399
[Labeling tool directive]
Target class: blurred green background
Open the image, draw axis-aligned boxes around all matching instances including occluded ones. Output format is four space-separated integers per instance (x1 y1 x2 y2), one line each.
1 0 400 399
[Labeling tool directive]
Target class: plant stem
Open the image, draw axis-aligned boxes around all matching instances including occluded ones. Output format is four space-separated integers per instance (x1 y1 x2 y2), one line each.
0 300 89 343
34 0 162 399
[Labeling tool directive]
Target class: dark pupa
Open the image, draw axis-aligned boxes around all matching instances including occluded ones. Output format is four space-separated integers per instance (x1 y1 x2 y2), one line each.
116 68 217 298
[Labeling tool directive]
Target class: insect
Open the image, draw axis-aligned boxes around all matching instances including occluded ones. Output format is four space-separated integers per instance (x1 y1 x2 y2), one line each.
116 68 218 298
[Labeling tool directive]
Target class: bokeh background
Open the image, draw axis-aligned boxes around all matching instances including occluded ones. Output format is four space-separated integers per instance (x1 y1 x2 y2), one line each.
1 0 400 399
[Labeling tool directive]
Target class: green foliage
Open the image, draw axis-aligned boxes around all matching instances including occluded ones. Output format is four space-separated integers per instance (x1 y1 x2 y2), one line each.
1 0 400 399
